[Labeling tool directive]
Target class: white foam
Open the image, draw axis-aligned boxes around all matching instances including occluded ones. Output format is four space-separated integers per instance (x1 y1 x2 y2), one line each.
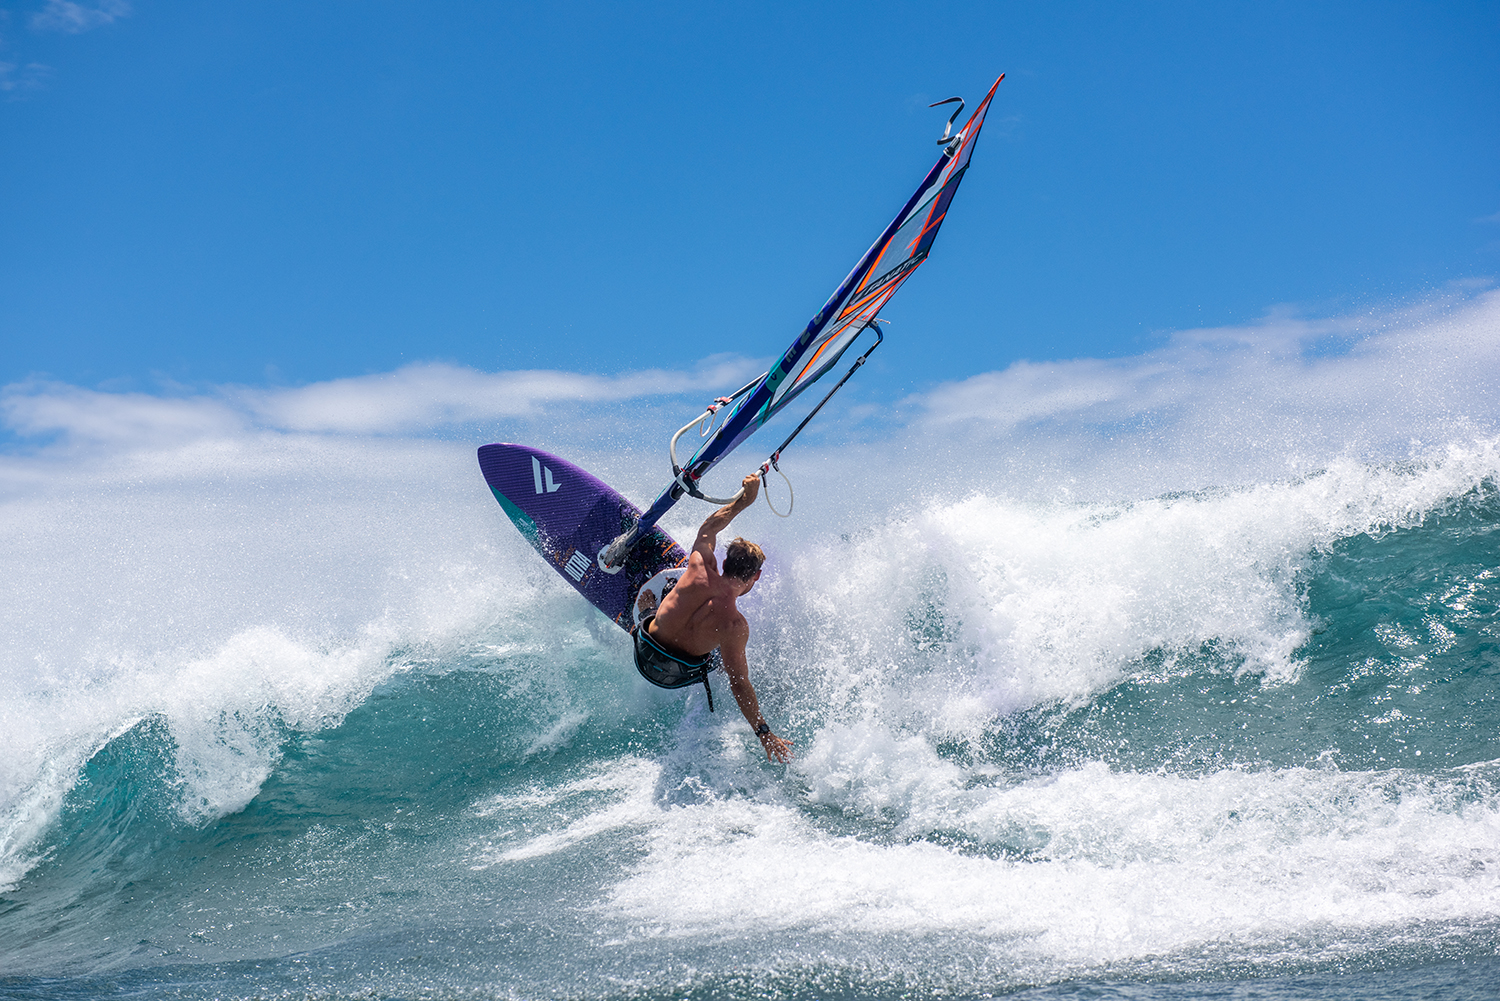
755 441 1500 738
0 434 570 888
3 284 1498 934
603 756 1500 975
452 716 1500 977
471 757 662 865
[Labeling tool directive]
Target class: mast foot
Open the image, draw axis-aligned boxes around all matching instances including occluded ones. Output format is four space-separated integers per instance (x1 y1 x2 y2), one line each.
599 526 636 573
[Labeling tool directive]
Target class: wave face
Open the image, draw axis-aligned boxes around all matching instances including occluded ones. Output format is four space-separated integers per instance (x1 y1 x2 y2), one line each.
3 299 1500 999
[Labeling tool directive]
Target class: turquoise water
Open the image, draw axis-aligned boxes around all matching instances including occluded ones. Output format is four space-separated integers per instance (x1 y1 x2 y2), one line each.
2 442 1499 998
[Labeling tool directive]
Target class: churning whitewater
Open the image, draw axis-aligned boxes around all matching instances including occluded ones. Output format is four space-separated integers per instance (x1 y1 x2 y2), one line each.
1 292 1498 998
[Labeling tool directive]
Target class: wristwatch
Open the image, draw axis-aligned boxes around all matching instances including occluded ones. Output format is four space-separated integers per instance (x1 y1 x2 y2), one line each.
755 722 771 737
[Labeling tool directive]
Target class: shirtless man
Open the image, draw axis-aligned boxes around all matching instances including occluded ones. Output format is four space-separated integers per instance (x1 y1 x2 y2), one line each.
632 474 794 763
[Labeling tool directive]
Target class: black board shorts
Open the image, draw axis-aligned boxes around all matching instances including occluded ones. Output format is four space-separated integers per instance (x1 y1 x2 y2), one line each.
633 614 719 711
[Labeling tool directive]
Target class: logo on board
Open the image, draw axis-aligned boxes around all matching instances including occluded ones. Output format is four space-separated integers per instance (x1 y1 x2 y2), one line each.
564 551 590 581
531 456 561 495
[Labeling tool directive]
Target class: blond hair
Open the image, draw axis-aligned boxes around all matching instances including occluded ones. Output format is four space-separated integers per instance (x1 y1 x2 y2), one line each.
722 537 765 580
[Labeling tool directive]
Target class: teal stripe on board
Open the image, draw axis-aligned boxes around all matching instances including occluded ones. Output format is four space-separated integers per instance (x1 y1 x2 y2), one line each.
491 485 542 550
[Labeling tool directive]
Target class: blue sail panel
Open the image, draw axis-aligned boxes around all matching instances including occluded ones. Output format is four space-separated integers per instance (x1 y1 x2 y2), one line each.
695 75 1005 463
618 75 1004 552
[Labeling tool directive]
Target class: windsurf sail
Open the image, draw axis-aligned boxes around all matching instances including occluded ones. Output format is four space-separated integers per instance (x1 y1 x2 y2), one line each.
603 74 1004 568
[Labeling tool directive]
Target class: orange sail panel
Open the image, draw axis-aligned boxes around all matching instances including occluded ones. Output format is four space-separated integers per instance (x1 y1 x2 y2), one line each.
752 75 1004 425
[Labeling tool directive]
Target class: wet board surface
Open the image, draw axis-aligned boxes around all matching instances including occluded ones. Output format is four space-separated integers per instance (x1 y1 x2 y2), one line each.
632 567 686 631
477 443 688 630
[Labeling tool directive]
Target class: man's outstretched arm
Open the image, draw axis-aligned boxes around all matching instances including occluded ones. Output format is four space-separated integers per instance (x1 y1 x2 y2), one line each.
719 617 793 763
692 474 760 566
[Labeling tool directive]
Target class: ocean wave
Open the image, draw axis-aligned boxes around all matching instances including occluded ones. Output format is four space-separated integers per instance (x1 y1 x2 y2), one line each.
3 291 1498 989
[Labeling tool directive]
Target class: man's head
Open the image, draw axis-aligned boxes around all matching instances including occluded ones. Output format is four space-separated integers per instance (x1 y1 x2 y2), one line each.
722 537 765 589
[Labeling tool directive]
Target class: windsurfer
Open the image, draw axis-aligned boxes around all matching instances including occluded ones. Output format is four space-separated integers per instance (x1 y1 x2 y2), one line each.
633 474 794 763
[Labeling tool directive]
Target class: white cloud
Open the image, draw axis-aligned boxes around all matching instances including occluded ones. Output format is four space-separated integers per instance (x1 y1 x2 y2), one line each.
0 60 50 94
913 287 1500 482
29 0 130 34
2 381 245 446
242 356 764 434
3 288 1497 505
0 355 768 449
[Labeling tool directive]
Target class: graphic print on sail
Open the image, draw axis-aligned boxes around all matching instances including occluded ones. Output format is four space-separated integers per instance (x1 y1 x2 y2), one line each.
479 74 1004 622
599 74 1005 569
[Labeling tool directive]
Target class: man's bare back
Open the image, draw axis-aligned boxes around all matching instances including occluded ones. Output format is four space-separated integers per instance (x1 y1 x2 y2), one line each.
644 474 793 763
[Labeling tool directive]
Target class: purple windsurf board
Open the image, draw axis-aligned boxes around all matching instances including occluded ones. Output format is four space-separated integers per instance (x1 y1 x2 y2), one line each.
477 443 688 630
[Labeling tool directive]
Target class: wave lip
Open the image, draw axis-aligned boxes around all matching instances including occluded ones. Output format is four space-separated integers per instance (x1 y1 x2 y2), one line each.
772 442 1500 741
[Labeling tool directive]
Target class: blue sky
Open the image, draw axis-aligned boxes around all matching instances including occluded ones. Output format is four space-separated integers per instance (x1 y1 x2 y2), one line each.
2 0 1497 406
